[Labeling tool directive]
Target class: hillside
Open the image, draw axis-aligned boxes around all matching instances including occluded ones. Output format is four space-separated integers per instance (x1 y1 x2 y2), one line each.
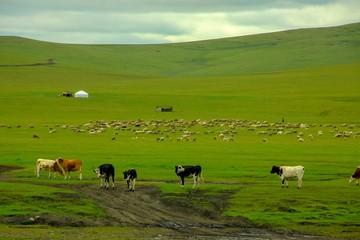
0 23 359 123
0 22 359 77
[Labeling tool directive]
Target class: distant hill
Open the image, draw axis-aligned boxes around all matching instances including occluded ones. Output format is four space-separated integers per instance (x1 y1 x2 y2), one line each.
0 22 359 77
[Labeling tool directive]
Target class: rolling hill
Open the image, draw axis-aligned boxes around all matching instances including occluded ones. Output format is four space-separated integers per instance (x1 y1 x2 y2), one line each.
0 23 359 123
0 22 359 77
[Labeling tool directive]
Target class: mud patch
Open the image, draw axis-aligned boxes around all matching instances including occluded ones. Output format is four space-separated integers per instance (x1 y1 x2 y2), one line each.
0 165 23 174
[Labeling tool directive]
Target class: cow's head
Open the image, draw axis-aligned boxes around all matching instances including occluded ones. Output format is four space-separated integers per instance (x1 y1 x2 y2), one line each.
123 171 129 180
93 168 105 178
175 165 185 174
56 157 64 164
54 158 65 175
123 170 134 180
270 166 280 175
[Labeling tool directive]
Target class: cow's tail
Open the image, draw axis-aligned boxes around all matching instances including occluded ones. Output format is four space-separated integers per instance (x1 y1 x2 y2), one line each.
299 167 305 180
55 159 66 176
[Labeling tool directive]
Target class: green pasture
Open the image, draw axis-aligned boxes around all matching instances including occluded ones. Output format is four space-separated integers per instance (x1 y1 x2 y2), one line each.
0 23 360 238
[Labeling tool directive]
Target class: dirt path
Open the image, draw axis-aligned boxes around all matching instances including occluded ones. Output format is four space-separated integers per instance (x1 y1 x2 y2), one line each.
61 184 325 239
66 183 239 228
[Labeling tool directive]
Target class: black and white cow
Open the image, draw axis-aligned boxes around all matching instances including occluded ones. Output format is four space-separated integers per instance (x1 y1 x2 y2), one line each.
93 164 115 190
123 168 137 191
175 165 203 188
270 165 304 188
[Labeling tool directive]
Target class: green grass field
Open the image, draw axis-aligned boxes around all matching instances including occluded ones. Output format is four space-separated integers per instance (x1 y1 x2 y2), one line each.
0 22 359 238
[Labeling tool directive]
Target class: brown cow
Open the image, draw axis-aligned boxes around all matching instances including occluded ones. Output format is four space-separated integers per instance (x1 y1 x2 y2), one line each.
54 157 83 180
349 166 360 185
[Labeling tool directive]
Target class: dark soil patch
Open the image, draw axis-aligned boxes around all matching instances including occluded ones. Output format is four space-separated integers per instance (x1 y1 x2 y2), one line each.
0 165 24 174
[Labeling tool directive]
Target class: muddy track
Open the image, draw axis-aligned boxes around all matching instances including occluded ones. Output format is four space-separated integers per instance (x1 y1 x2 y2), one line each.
61 183 326 239
65 183 238 228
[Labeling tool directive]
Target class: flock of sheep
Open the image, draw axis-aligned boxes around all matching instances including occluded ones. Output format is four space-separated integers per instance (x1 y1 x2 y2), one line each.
1 119 359 143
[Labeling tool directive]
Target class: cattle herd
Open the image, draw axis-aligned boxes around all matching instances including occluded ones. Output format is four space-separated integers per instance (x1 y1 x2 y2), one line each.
35 158 204 190
5 118 360 188
36 158 137 191
36 158 360 189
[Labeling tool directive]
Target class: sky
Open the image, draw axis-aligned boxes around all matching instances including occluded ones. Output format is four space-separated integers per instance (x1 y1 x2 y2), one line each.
0 0 359 44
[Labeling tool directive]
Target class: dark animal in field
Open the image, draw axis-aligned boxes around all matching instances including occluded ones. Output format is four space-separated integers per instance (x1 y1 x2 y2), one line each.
349 166 360 185
175 165 203 188
270 165 304 188
61 91 72 97
123 168 137 191
94 164 115 190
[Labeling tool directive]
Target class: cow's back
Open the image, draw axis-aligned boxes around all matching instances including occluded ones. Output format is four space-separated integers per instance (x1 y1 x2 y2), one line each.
65 160 82 171
353 167 360 178
281 166 304 178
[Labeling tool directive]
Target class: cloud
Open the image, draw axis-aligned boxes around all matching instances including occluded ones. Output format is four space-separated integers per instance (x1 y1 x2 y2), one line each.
0 0 359 44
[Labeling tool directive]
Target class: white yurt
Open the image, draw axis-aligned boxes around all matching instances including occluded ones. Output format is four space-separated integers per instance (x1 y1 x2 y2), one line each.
74 90 89 98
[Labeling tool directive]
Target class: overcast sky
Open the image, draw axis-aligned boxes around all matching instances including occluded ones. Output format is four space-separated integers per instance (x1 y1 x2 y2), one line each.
0 0 359 44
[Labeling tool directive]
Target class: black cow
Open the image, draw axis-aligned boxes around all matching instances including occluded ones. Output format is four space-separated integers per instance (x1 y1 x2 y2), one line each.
175 165 203 188
123 168 137 191
93 164 115 190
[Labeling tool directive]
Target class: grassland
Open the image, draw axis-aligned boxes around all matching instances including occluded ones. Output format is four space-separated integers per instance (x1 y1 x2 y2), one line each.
0 22 359 239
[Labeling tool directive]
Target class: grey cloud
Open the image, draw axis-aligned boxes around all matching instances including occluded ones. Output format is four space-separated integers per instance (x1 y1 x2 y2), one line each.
0 0 338 14
0 0 358 44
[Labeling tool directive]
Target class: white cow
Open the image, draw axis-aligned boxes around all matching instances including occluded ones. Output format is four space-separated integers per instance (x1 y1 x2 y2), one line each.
270 165 305 188
35 159 56 178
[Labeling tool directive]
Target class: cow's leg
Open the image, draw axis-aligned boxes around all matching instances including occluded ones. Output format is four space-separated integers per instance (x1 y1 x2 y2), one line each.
128 180 132 191
357 179 359 186
105 176 109 189
281 179 285 188
132 179 136 191
129 179 135 191
192 175 198 189
126 179 130 190
79 169 82 180
111 175 115 190
48 171 51 178
38 166 43 178
100 178 104 188
285 179 289 188
36 166 40 178
297 177 303 189
180 177 185 187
